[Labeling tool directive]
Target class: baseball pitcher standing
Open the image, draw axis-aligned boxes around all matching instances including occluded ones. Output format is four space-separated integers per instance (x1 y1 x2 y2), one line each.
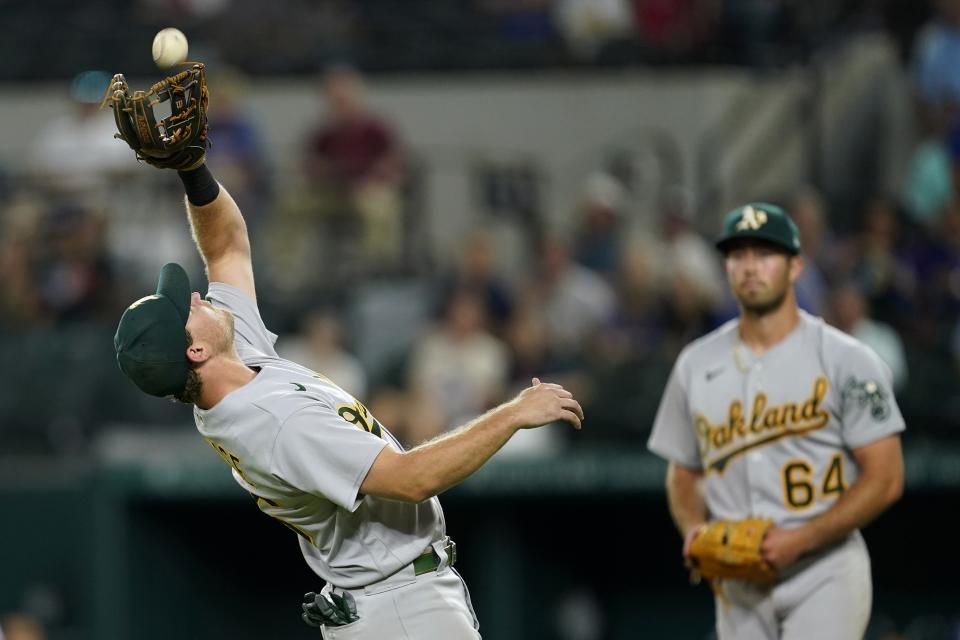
647 203 904 640
106 67 584 639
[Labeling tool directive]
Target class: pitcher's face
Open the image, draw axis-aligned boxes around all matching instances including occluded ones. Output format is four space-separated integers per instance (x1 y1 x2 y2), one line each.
724 240 801 316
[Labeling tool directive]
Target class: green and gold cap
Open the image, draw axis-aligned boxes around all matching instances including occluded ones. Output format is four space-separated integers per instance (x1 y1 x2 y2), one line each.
114 263 192 397
715 203 801 255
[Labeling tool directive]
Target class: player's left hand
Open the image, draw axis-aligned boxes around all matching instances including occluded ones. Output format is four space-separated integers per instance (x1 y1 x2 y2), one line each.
510 377 584 430
302 590 359 627
760 526 811 572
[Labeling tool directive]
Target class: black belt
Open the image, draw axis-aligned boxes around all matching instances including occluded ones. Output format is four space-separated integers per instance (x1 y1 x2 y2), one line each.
413 540 457 576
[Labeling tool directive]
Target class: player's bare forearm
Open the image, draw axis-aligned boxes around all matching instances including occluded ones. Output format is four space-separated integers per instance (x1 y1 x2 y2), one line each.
185 186 256 298
361 405 517 502
666 462 708 538
362 381 582 502
797 436 904 553
407 405 519 498
186 185 248 265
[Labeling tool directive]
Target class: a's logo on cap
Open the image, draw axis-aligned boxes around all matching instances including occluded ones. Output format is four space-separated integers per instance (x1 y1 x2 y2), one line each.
735 206 768 231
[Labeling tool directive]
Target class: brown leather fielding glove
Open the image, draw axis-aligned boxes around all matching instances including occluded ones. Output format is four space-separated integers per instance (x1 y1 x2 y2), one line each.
103 63 209 170
688 518 776 583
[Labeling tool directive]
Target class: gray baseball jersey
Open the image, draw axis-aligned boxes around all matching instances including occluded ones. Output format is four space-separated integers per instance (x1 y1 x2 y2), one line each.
648 310 904 527
194 282 445 589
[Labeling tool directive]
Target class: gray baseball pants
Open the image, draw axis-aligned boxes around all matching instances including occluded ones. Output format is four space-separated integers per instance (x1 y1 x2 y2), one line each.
715 532 872 640
319 541 481 639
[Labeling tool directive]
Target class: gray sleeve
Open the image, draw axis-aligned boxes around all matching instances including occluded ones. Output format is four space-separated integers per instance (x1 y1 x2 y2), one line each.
647 354 702 469
837 342 906 449
205 282 279 357
271 404 389 512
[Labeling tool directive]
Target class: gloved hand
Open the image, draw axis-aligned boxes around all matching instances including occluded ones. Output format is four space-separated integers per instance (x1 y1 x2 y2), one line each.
687 518 777 583
302 590 359 628
102 63 209 170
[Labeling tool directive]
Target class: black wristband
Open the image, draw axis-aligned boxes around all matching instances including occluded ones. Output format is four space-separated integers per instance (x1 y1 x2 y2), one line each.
177 164 221 206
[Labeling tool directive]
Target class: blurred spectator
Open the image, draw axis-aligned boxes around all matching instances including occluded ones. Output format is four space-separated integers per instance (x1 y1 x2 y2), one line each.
205 69 272 234
0 195 46 330
34 204 116 325
498 298 572 458
528 236 617 359
554 0 633 60
276 309 367 398
828 282 909 392
912 0 960 129
481 0 556 43
577 237 672 443
438 230 514 335
849 197 918 327
902 0 960 226
715 0 793 67
0 198 117 330
596 236 663 365
899 118 960 230
660 267 717 354
302 65 406 266
633 0 712 55
659 189 725 322
917 199 960 330
503 295 589 392
789 186 832 315
28 71 135 194
505 291 593 416
504 299 554 386
204 0 359 74
571 171 627 277
900 133 952 227
407 288 511 434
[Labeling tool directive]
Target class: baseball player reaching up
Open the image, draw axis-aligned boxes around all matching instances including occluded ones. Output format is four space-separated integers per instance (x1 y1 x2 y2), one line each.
108 75 584 638
647 203 904 640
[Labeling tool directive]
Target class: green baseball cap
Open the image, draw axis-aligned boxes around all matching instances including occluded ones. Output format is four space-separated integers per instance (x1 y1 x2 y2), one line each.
114 263 192 397
715 203 801 255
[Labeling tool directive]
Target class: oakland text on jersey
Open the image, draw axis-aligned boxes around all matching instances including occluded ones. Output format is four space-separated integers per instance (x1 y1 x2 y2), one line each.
695 377 830 474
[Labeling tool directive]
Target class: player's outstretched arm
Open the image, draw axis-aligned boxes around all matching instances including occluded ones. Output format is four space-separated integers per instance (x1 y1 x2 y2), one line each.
360 379 583 503
179 164 256 300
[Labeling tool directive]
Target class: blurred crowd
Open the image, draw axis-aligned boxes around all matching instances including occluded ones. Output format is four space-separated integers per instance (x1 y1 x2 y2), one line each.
0 0 929 82
4 4 960 459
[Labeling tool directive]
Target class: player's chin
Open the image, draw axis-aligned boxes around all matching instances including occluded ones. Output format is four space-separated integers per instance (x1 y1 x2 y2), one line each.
735 289 763 307
736 282 765 297
740 293 785 316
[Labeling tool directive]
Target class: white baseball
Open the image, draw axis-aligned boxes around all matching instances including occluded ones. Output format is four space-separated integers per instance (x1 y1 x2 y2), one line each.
152 28 189 69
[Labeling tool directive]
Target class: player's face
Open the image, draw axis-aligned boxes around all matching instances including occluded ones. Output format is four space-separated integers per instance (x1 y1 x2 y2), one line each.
185 292 235 356
724 241 801 316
